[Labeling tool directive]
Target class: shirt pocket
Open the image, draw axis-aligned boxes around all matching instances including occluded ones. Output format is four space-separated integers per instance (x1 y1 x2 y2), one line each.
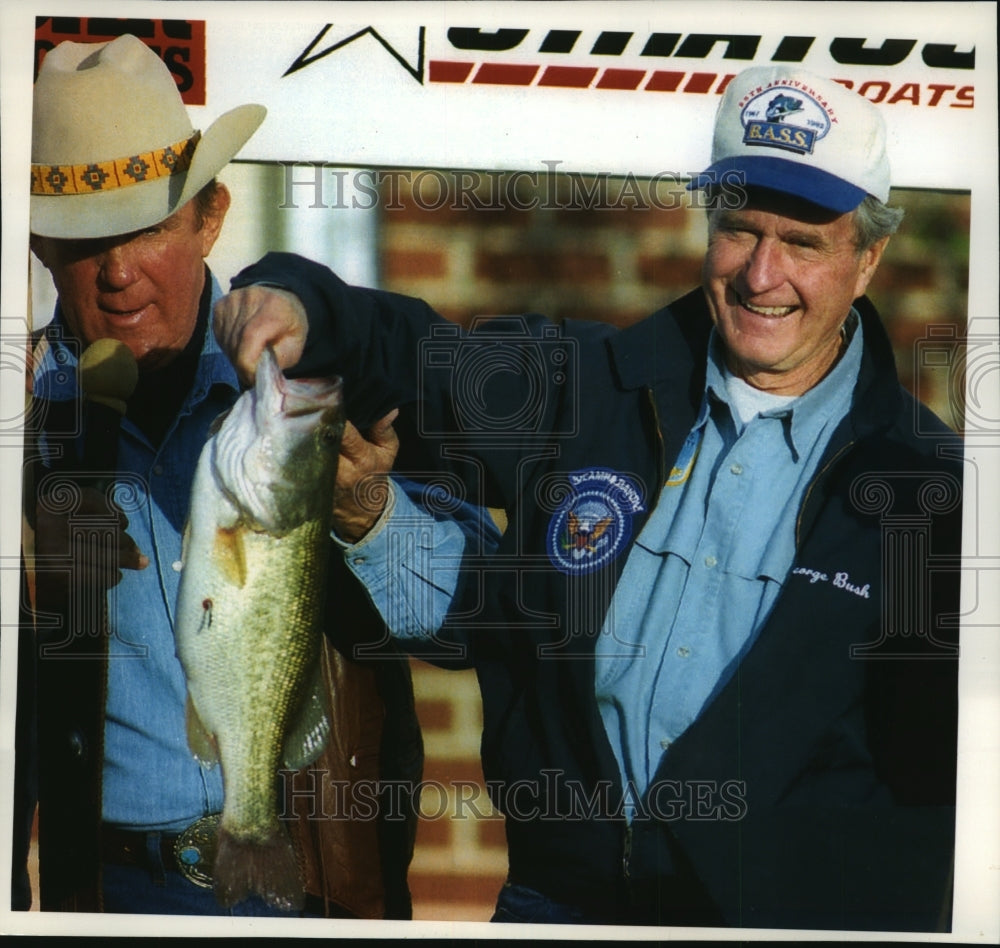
724 519 794 585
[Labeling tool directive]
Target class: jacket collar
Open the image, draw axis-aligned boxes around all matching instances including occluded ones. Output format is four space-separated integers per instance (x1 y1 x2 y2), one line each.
608 288 710 393
843 294 903 439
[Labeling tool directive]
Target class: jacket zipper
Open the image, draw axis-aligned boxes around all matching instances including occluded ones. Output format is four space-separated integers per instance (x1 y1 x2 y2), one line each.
795 439 855 549
618 390 665 885
645 388 667 497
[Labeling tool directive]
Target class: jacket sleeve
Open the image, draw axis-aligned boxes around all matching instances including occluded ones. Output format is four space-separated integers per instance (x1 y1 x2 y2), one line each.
231 252 443 431
230 252 593 513
336 478 502 669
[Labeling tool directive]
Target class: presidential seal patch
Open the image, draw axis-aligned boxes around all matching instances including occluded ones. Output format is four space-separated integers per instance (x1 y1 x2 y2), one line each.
546 468 645 575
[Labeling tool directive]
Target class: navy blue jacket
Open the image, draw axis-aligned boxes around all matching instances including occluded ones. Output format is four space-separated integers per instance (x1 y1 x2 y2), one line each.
235 252 962 932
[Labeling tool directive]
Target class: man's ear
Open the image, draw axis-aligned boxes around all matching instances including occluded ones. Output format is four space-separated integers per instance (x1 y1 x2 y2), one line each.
198 183 231 258
853 235 890 300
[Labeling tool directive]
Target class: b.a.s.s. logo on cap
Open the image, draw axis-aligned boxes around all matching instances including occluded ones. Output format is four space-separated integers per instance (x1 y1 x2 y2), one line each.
546 468 645 575
740 83 834 155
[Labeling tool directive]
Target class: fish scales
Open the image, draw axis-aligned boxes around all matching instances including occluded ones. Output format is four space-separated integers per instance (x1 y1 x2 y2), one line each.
175 347 343 911
190 521 326 836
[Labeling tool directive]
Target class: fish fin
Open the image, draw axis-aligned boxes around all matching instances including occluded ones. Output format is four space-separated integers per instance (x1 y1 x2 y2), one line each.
213 525 247 588
185 693 220 767
282 664 331 770
212 824 304 912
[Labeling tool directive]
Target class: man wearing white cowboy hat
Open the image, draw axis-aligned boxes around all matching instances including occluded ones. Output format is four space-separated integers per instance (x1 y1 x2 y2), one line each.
17 33 422 917
215 64 964 930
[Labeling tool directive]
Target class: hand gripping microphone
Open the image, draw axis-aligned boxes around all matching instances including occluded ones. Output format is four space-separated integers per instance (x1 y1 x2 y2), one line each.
78 339 138 484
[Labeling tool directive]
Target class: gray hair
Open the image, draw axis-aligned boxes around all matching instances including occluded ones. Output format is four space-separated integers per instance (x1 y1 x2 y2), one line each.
852 195 904 251
703 190 903 254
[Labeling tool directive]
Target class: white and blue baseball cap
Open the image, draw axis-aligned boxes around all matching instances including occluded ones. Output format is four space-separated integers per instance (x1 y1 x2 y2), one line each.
688 65 891 213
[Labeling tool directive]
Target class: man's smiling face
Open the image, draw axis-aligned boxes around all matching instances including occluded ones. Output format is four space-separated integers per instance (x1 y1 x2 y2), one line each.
32 187 228 371
702 189 889 396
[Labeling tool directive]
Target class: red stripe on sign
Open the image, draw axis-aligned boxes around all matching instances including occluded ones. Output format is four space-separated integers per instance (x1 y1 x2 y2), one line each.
473 63 540 85
684 73 717 93
429 61 475 83
644 71 685 92
716 74 736 94
538 65 598 88
597 68 646 91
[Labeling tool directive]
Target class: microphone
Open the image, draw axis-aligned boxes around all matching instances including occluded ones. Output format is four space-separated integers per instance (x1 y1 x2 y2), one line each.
78 339 138 484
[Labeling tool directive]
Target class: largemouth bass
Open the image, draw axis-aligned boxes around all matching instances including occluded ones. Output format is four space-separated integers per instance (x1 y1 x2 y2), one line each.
175 346 344 910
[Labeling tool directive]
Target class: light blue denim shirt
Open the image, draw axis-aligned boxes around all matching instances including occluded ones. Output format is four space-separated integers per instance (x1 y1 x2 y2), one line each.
32 274 238 831
594 319 863 798
342 479 502 641
349 316 863 806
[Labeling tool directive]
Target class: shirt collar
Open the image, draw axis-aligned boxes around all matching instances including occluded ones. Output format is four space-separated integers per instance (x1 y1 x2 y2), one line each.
32 269 239 405
195 272 241 400
701 310 864 457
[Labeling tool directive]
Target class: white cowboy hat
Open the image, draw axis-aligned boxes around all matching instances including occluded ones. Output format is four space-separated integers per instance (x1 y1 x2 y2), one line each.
31 33 265 239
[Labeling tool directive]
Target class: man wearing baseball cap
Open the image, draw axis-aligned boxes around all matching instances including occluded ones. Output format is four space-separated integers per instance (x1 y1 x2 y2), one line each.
17 34 422 917
216 62 965 931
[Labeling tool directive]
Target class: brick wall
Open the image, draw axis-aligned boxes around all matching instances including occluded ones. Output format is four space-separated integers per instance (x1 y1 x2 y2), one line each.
866 190 971 432
378 173 709 330
403 662 507 920
376 171 971 922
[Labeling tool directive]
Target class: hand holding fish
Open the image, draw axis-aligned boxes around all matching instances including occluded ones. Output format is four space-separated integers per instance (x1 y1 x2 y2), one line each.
213 285 308 387
333 409 400 543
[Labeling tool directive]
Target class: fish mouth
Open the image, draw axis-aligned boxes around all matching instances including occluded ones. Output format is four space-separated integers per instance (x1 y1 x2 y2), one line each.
255 347 342 417
279 376 343 417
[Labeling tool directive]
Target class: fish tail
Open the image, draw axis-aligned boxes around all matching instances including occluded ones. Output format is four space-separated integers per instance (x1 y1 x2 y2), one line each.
212 825 304 912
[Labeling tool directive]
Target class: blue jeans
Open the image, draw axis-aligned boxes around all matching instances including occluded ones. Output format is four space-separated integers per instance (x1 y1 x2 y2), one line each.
490 882 593 925
100 832 323 917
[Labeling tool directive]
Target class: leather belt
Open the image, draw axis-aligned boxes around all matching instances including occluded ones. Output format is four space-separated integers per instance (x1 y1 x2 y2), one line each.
100 817 338 914
101 825 178 869
101 814 220 888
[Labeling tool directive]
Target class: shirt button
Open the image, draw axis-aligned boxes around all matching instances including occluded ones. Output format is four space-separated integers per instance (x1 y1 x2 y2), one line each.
677 646 691 658
352 557 366 567
152 465 164 476
659 739 672 750
730 462 743 475
704 555 717 568
172 560 183 572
